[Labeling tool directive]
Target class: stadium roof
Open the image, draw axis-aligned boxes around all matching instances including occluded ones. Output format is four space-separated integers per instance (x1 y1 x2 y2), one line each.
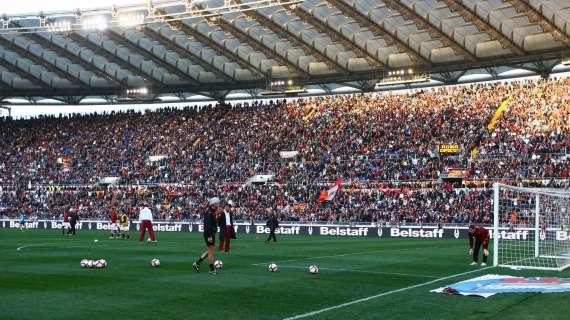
1 0 570 105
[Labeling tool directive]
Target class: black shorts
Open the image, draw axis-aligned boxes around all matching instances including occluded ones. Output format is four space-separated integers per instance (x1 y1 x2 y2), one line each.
204 234 216 246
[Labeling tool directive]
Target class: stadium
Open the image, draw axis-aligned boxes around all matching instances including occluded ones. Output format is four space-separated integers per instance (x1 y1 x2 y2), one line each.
0 0 569 319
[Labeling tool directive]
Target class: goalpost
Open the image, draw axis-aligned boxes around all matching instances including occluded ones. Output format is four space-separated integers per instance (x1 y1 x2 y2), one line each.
493 183 570 271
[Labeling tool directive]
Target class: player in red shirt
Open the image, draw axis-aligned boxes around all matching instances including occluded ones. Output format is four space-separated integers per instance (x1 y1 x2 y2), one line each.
468 224 490 266
109 211 119 239
62 208 70 236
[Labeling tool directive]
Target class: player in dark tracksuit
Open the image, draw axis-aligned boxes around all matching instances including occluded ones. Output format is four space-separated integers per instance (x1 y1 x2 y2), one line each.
468 225 490 266
67 210 79 236
193 197 220 275
265 214 279 243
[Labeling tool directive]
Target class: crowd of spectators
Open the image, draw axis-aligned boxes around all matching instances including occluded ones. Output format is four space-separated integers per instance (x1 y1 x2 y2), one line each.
0 184 494 225
0 77 568 223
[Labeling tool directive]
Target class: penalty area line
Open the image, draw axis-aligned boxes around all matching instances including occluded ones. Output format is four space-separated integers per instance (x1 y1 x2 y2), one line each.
282 266 492 320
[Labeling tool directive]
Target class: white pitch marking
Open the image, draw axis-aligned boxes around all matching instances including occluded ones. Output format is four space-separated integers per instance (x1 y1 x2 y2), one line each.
282 266 492 320
264 265 439 279
15 243 93 251
16 242 57 251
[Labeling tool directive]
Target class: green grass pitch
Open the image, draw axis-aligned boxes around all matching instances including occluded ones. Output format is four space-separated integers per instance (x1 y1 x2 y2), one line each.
1 229 569 320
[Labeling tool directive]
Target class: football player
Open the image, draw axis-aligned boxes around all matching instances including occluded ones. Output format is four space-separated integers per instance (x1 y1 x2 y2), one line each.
468 224 490 266
67 209 79 236
265 212 279 243
119 210 130 240
18 210 27 231
193 197 219 275
109 210 119 239
62 207 71 235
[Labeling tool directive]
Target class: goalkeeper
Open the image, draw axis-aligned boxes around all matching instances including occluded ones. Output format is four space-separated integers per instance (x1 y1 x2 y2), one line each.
468 224 490 266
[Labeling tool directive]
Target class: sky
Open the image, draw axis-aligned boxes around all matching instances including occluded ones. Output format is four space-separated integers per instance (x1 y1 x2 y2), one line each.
2 0 145 15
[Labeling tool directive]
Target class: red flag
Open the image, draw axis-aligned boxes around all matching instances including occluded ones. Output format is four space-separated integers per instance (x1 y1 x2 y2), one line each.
318 178 342 203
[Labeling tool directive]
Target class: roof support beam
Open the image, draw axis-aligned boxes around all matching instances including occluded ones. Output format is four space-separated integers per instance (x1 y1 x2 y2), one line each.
157 9 263 79
24 97 39 104
208 89 230 102
433 70 466 84
355 79 376 92
245 88 260 98
514 59 559 77
440 0 525 56
318 83 334 94
16 30 122 87
58 96 85 105
67 32 162 88
0 35 89 88
142 26 234 83
291 5 386 70
105 29 200 86
237 0 349 74
383 0 477 62
326 0 430 66
504 0 570 48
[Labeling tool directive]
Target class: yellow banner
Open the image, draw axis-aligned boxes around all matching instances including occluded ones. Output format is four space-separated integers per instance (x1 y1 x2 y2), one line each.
470 147 478 161
487 95 512 131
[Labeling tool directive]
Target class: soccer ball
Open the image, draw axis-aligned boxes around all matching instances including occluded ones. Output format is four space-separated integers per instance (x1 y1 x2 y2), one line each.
268 263 278 272
151 258 160 268
80 259 88 268
94 259 107 269
86 260 94 268
308 265 319 274
214 260 223 270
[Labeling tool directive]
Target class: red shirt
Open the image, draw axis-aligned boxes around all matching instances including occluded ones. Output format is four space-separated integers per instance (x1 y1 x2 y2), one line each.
468 226 490 248
110 212 117 223
63 211 69 222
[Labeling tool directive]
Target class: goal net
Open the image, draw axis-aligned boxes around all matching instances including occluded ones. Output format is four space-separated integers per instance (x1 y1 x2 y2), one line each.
493 183 570 271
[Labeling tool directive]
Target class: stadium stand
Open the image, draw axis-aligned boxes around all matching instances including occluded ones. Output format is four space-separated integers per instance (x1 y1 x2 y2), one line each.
0 77 568 223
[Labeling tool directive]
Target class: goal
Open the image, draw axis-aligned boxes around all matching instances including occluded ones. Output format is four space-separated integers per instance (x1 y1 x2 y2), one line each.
493 183 570 271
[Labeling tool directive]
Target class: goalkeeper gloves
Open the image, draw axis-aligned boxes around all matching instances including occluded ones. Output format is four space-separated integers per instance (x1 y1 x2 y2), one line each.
483 249 489 256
